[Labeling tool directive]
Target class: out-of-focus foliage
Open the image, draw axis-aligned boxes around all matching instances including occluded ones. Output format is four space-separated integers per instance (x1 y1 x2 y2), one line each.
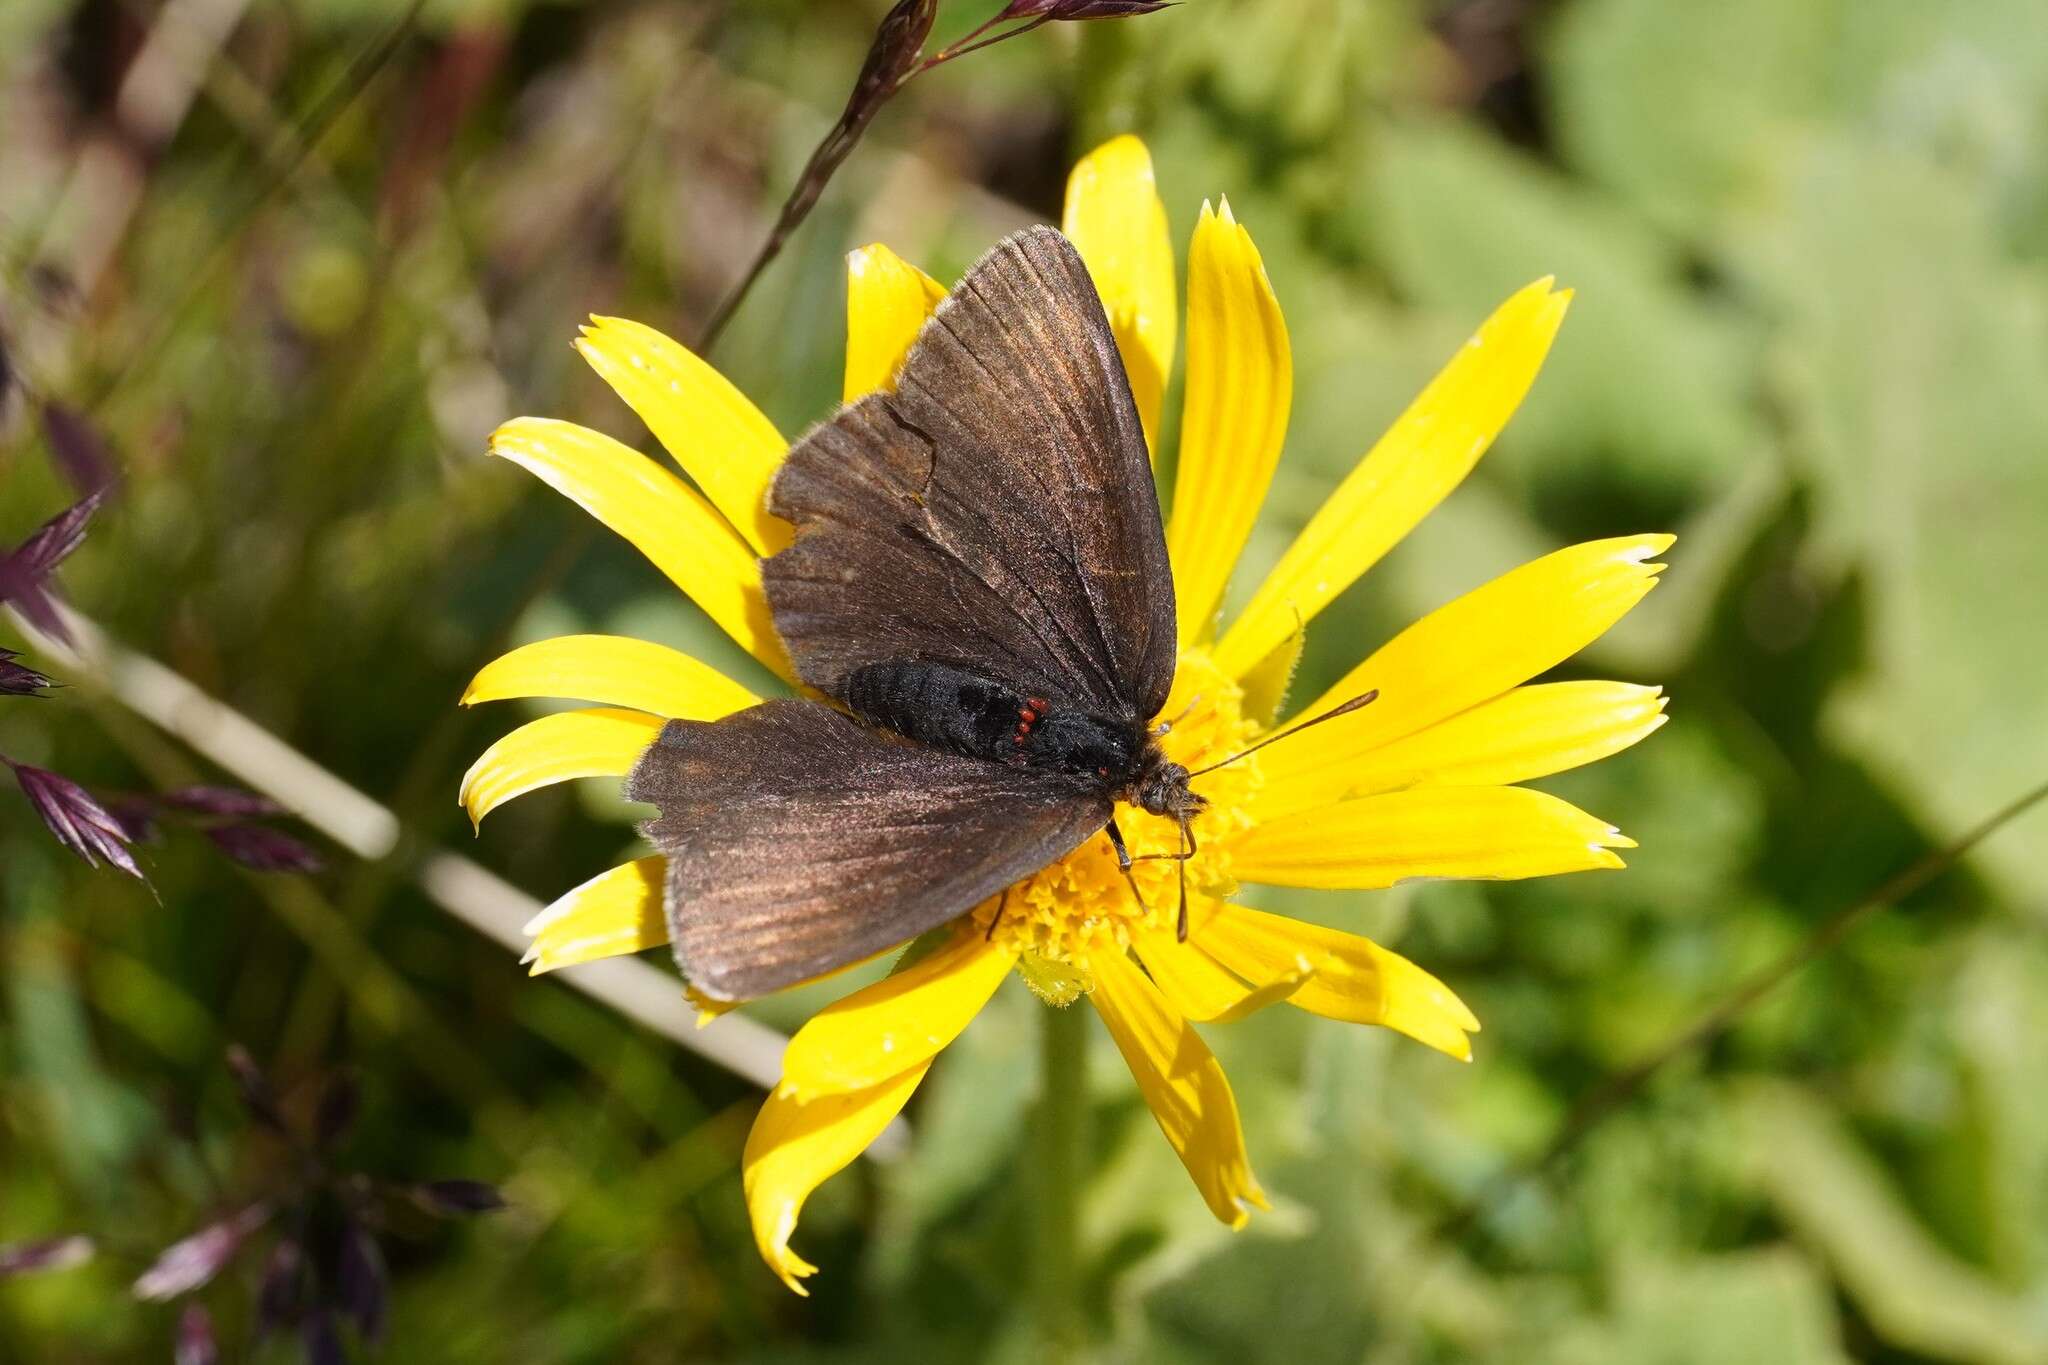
4 0 2046 1360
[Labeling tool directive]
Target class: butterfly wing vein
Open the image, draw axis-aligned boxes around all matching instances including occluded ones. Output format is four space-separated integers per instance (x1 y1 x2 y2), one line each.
627 703 1110 999
629 227 1175 999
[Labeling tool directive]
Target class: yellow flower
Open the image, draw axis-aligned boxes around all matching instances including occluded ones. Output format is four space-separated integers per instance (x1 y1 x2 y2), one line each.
461 135 1671 1294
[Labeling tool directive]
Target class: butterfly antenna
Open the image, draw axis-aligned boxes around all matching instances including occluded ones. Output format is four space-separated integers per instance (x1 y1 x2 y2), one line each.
1187 688 1380 779
1154 692 1205 737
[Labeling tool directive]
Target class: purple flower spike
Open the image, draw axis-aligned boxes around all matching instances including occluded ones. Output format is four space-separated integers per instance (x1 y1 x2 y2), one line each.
175 1304 219 1365
0 1235 95 1278
302 1309 345 1365
0 490 107 646
12 491 105 576
314 1071 360 1149
206 823 324 874
255 1237 304 1339
132 1204 269 1301
104 796 159 843
413 1179 506 1216
336 1220 388 1344
859 0 941 98
997 0 1171 17
162 785 288 818
39 403 119 498
6 759 146 880
225 1044 289 1133
0 649 56 696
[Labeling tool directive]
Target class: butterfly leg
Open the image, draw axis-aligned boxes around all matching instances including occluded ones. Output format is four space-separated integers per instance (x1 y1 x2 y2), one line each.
1103 818 1152 919
1127 822 1202 938
984 887 1009 942
1176 814 1195 940
1131 816 1199 864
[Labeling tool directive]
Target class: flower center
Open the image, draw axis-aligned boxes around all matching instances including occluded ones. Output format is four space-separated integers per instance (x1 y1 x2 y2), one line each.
975 649 1264 993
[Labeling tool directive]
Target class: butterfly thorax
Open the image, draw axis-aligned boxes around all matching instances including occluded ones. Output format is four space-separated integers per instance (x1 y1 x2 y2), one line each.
842 660 1196 816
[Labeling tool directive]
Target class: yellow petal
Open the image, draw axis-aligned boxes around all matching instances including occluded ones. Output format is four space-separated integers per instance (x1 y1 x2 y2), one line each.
1132 922 1311 1024
1062 134 1176 452
1167 199 1293 645
1254 535 1673 820
778 930 1015 1099
487 419 792 681
1232 785 1634 890
1236 623 1306 727
1214 279 1573 677
1089 952 1266 1227
744 1061 930 1296
1195 904 1479 1061
462 635 758 720
690 986 739 1028
1343 681 1668 798
574 317 789 555
458 707 664 827
524 856 667 974
689 947 907 1024
843 244 947 402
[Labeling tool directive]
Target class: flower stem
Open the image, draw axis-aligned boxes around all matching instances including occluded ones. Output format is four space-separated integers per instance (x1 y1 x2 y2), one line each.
1033 1000 1088 1358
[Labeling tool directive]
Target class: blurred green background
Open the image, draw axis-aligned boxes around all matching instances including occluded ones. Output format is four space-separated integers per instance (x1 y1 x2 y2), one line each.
5 0 2048 1359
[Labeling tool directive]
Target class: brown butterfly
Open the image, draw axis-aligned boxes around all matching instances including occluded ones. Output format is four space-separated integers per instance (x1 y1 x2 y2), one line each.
625 227 1366 1002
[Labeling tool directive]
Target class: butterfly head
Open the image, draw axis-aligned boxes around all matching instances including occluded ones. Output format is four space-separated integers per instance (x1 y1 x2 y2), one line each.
1131 748 1206 821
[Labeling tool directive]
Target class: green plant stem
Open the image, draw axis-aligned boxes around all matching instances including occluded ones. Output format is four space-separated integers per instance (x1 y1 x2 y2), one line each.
1034 1001 1088 1360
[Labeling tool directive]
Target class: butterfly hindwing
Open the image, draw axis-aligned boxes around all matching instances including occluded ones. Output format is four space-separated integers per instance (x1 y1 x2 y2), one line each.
765 225 1176 724
624 701 1112 1000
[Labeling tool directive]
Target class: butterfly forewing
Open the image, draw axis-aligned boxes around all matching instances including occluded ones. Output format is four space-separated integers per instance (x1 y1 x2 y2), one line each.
765 225 1176 723
625 703 1111 1001
628 226 1178 999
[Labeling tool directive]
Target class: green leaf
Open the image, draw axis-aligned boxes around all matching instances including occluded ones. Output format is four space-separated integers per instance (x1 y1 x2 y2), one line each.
1547 0 1837 231
1728 135 2048 897
1738 1080 2048 1365
1540 1248 1848 1365
1352 116 1760 530
1550 0 2048 237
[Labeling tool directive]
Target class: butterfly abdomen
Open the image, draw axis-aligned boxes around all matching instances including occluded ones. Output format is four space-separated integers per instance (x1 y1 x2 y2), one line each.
843 660 1032 762
842 659 1140 783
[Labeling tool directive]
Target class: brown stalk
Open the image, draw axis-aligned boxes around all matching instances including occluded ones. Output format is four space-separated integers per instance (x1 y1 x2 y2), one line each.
695 2 1067 350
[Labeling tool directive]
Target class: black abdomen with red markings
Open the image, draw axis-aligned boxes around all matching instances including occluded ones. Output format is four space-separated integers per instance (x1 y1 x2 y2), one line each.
842 660 1145 786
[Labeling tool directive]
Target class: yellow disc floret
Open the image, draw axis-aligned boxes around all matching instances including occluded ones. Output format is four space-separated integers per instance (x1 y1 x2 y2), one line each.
976 650 1264 984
